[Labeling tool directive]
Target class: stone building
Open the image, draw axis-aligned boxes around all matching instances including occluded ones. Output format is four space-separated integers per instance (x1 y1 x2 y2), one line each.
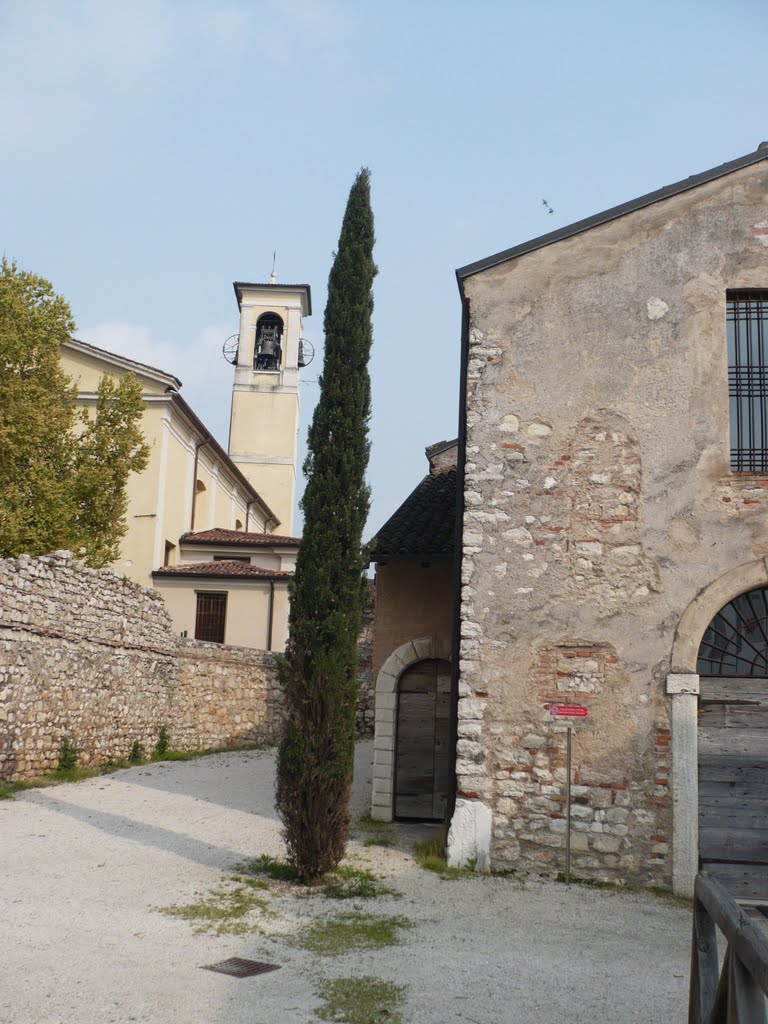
447 143 768 897
368 440 457 822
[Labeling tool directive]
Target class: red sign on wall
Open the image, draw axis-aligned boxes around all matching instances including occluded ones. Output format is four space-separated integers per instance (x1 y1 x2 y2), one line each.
548 704 589 718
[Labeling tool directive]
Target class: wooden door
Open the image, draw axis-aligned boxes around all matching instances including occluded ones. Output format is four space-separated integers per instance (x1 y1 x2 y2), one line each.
699 676 768 900
394 659 451 821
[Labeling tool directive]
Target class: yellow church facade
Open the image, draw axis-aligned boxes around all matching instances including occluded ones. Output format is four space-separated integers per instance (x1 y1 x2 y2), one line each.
59 280 311 651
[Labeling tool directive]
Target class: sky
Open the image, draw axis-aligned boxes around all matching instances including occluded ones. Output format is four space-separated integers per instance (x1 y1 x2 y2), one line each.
3 0 767 535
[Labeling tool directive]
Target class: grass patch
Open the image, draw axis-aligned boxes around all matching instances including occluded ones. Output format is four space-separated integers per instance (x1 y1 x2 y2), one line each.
235 854 301 882
316 976 406 1024
235 855 398 899
292 912 412 957
355 813 395 848
159 884 270 935
0 743 268 797
555 874 692 909
412 831 470 879
322 864 397 900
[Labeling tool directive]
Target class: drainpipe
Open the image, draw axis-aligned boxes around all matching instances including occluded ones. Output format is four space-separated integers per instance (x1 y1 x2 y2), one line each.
266 580 275 651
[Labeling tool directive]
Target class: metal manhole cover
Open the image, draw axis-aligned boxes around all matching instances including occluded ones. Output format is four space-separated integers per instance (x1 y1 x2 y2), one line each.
202 958 281 979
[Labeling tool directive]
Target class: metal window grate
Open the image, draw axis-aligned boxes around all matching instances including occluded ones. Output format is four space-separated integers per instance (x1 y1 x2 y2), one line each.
697 585 768 676
201 957 280 978
194 592 227 643
727 290 768 472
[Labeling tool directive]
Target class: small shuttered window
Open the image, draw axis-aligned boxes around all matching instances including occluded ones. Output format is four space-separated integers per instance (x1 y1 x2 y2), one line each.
194 592 227 644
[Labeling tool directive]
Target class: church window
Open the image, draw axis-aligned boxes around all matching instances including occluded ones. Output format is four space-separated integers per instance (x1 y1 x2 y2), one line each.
254 313 283 371
728 290 768 471
194 592 227 643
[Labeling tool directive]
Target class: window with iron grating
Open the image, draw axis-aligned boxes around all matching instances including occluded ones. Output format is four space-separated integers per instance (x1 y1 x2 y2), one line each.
728 290 768 472
194 592 227 643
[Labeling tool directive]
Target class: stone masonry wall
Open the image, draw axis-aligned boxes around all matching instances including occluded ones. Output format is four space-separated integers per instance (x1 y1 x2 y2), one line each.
456 161 768 888
0 552 283 781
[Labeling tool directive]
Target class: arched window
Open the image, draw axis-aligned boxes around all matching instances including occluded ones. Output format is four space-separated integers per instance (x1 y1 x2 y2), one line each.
697 585 768 676
696 586 768 896
254 312 284 371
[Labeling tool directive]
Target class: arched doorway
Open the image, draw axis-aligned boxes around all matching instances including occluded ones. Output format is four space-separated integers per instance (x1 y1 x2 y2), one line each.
394 658 451 821
697 586 768 899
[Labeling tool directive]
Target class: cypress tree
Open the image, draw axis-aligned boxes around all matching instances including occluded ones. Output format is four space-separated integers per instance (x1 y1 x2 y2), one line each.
275 169 376 880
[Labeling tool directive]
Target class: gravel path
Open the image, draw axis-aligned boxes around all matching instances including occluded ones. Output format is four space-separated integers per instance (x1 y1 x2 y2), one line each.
1 741 690 1023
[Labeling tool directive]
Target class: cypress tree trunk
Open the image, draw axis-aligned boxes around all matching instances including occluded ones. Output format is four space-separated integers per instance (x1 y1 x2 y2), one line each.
275 169 376 880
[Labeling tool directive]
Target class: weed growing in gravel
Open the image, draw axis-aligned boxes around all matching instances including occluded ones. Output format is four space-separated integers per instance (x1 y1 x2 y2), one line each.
321 864 398 900
292 912 412 956
153 726 170 759
0 782 17 800
159 884 270 935
355 813 395 848
316 976 406 1024
413 833 470 879
236 855 398 899
556 873 692 909
236 854 301 881
57 736 78 771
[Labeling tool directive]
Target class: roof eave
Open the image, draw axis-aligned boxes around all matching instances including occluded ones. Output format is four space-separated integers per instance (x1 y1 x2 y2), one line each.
456 144 768 287
64 337 182 390
233 281 312 316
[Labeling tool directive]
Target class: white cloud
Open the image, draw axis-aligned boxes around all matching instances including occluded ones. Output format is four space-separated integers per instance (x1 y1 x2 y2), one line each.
77 320 236 446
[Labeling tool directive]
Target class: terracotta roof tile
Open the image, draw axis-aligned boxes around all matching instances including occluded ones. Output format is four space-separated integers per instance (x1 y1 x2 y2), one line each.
153 560 293 580
179 529 300 547
370 470 457 561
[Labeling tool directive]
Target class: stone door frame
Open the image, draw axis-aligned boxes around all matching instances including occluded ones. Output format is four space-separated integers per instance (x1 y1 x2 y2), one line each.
370 634 452 821
668 557 768 896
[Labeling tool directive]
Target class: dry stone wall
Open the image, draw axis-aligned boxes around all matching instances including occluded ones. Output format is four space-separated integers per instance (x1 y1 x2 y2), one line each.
0 552 283 781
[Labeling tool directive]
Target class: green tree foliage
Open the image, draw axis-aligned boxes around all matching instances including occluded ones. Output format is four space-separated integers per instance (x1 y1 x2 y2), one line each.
0 259 149 566
276 169 376 880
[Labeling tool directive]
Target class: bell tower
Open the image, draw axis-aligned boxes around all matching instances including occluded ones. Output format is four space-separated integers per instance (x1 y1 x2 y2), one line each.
227 279 312 535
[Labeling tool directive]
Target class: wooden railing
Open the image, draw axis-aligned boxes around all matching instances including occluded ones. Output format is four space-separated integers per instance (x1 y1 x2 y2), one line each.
689 872 768 1023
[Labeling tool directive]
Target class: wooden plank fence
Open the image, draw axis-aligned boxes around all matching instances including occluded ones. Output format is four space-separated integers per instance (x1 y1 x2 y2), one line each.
689 872 768 1023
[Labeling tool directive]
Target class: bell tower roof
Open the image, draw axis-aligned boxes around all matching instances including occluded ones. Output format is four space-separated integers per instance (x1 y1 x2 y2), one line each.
233 281 312 316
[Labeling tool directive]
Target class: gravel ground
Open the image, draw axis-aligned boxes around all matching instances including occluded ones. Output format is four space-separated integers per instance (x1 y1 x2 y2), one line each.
1 740 691 1024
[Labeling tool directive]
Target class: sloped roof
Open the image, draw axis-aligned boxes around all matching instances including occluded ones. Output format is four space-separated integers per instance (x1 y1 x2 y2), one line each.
370 469 457 562
425 438 458 460
153 561 292 580
457 142 768 282
64 337 280 527
180 529 300 547
64 337 182 389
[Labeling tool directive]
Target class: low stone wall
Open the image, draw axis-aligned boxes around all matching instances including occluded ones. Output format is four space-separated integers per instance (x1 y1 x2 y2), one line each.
0 552 283 781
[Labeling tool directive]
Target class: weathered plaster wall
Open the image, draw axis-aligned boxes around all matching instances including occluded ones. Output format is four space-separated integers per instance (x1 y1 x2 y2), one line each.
455 163 768 887
0 552 283 781
372 560 454 680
